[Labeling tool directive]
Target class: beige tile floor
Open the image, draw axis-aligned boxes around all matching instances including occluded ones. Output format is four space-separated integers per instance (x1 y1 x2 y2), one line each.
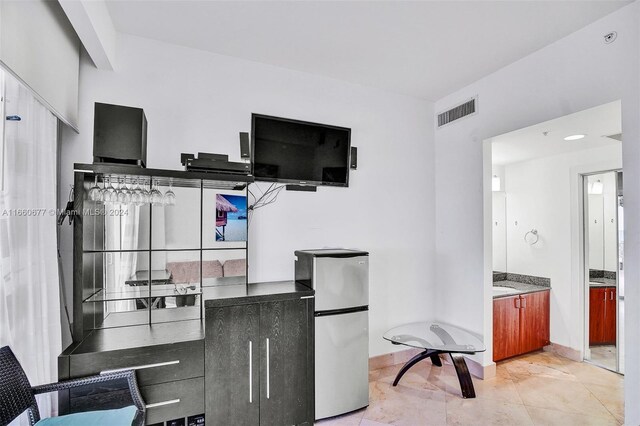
589 345 617 371
316 351 624 426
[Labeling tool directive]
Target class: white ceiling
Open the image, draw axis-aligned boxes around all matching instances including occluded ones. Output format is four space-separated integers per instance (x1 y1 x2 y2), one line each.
104 1 630 100
491 101 622 166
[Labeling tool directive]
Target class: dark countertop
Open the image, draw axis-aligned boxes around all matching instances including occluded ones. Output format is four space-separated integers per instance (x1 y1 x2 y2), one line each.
203 280 314 308
63 319 206 355
493 280 550 299
589 278 616 288
64 281 313 355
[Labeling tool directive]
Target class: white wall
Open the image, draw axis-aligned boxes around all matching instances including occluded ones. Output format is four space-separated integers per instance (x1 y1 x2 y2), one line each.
503 145 621 349
59 34 435 356
434 3 639 422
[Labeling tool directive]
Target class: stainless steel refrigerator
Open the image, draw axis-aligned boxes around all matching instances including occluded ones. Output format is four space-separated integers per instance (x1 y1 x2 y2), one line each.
294 249 369 420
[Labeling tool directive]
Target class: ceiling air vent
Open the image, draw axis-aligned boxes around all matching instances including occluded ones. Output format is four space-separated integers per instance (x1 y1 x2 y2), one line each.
437 97 477 128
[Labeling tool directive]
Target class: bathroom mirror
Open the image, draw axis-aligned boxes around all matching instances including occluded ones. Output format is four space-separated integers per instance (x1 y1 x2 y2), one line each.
492 168 507 273
585 171 622 372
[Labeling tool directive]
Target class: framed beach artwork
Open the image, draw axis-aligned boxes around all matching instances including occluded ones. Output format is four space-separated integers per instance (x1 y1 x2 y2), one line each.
215 194 248 242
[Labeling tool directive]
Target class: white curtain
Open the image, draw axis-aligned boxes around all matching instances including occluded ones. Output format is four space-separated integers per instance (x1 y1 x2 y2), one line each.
104 205 139 313
0 71 61 421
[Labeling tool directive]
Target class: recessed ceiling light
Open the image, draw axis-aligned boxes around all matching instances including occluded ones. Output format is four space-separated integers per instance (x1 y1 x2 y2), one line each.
564 134 586 141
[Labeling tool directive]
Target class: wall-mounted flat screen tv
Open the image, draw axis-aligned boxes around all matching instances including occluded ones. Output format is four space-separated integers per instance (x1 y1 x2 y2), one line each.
251 114 351 187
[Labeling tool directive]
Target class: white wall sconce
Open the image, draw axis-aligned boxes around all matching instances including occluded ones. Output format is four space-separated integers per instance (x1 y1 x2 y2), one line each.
589 179 604 195
492 175 501 192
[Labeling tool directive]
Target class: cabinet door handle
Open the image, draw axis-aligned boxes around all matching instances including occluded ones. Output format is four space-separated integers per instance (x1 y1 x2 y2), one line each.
521 297 526 308
100 360 179 374
266 338 270 399
249 341 253 403
146 399 180 409
514 298 520 309
604 290 608 302
611 290 614 301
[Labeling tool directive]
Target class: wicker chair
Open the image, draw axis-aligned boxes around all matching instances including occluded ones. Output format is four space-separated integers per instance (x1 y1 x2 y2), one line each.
0 346 146 426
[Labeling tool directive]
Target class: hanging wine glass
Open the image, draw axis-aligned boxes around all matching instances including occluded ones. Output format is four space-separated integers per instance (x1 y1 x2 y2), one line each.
117 177 132 205
103 176 117 204
142 180 151 204
151 180 164 206
116 177 127 204
88 175 101 202
164 179 176 206
123 178 133 204
100 176 110 203
131 179 143 206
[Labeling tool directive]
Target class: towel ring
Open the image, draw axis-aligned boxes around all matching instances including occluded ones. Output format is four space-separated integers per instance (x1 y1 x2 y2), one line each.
524 229 539 245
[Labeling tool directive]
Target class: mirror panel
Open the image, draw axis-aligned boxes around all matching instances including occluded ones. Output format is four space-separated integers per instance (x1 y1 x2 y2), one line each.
82 251 151 330
152 185 201 250
201 249 247 287
492 192 507 272
150 251 202 323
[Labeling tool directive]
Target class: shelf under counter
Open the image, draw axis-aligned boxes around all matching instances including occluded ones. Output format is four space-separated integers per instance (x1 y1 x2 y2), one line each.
83 284 202 303
98 306 202 329
203 280 314 308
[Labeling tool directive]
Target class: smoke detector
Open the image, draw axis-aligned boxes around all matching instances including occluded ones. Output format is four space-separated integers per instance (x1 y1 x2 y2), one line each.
604 32 617 44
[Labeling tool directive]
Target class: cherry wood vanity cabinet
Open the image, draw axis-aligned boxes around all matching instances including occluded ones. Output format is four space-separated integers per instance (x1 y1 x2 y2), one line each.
493 295 521 361
493 290 550 362
589 286 617 345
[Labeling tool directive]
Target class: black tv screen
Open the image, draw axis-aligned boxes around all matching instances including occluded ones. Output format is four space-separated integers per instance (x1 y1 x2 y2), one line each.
251 114 351 187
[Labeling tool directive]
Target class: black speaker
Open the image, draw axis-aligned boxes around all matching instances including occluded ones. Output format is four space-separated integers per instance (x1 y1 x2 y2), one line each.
286 185 317 192
93 103 147 167
239 132 250 159
350 146 358 169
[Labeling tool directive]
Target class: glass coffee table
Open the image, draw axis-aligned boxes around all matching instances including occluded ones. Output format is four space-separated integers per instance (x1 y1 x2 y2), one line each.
383 322 486 398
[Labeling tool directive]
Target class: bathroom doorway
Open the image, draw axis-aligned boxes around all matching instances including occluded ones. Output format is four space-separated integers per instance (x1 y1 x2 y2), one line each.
583 170 624 373
486 100 622 366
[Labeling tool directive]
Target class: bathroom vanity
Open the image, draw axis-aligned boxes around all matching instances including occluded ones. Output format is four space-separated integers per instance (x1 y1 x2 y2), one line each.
492 275 550 362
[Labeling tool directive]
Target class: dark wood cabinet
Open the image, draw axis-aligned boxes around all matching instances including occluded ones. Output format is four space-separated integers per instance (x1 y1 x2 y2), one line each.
58 321 206 424
206 297 314 426
589 286 616 345
493 290 550 362
259 299 313 426
205 303 260 425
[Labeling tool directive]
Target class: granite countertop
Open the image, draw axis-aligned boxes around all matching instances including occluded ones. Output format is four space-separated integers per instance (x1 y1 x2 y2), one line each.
589 278 616 288
493 280 550 298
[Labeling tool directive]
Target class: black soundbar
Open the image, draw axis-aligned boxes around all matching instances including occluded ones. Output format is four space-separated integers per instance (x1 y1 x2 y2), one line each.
186 158 251 174
286 185 317 192
181 153 251 175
